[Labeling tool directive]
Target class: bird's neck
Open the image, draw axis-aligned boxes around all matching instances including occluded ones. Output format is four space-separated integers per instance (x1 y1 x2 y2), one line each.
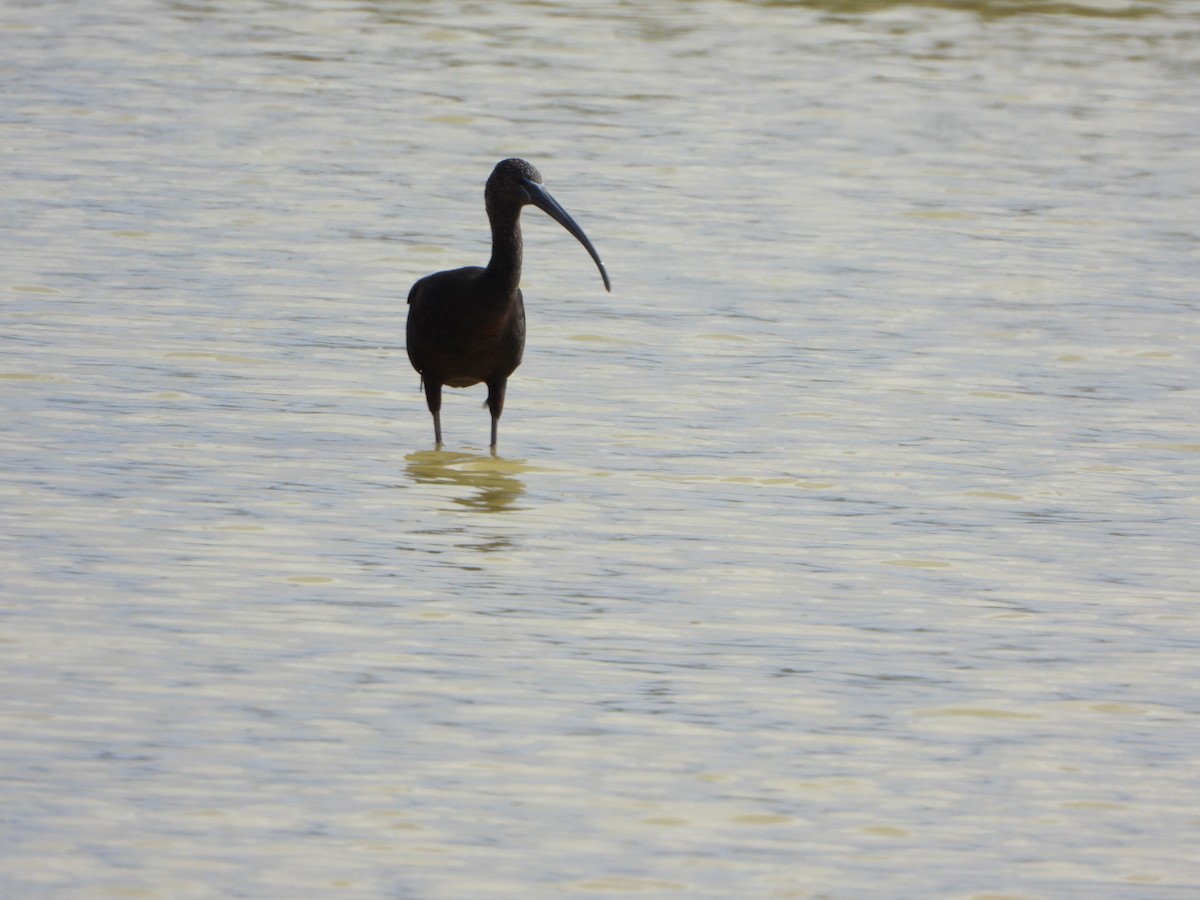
484 206 523 296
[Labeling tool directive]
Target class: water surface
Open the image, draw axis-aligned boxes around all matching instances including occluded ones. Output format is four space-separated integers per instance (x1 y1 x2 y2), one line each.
2 0 1198 896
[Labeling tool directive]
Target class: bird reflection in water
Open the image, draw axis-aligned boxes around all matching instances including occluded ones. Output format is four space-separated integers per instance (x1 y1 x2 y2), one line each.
404 450 528 513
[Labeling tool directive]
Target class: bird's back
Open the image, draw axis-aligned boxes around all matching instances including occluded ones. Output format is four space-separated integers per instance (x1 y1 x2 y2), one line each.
406 266 525 388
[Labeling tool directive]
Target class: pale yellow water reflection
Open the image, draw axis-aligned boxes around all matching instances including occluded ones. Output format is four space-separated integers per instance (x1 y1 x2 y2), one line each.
405 451 532 513
3 0 1199 897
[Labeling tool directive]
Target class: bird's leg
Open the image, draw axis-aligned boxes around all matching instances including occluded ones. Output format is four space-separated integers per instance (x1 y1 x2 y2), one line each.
485 378 507 449
424 379 443 446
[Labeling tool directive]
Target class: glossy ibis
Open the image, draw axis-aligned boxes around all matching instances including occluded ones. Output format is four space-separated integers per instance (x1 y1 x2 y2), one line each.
406 158 611 448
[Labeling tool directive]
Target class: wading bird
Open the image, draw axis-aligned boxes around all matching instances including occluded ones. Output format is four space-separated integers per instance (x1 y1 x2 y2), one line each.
406 158 611 448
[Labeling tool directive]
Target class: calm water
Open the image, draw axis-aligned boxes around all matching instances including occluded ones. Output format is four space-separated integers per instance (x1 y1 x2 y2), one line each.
3 0 1198 897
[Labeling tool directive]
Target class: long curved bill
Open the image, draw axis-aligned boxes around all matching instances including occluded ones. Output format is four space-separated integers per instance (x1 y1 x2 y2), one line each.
524 180 612 293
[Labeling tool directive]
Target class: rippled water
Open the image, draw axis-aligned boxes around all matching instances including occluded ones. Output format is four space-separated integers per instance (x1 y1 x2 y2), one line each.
3 0 1198 896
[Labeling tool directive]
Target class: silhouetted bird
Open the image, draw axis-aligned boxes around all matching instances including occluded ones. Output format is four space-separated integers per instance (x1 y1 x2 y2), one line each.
406 158 611 448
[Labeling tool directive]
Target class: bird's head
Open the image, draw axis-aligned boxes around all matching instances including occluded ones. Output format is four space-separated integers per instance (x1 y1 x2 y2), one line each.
486 158 544 207
484 158 611 293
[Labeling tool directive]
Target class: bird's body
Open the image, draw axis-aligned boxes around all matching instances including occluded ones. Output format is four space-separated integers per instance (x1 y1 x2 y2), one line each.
406 158 609 448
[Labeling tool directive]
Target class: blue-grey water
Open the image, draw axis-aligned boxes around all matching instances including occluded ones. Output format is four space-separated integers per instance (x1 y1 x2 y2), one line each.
3 0 1198 897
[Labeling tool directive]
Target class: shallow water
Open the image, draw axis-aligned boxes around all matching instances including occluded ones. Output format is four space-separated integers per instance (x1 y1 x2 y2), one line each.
3 0 1199 896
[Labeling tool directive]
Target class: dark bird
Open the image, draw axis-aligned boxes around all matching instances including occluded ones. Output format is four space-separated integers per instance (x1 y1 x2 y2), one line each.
406 158 611 448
